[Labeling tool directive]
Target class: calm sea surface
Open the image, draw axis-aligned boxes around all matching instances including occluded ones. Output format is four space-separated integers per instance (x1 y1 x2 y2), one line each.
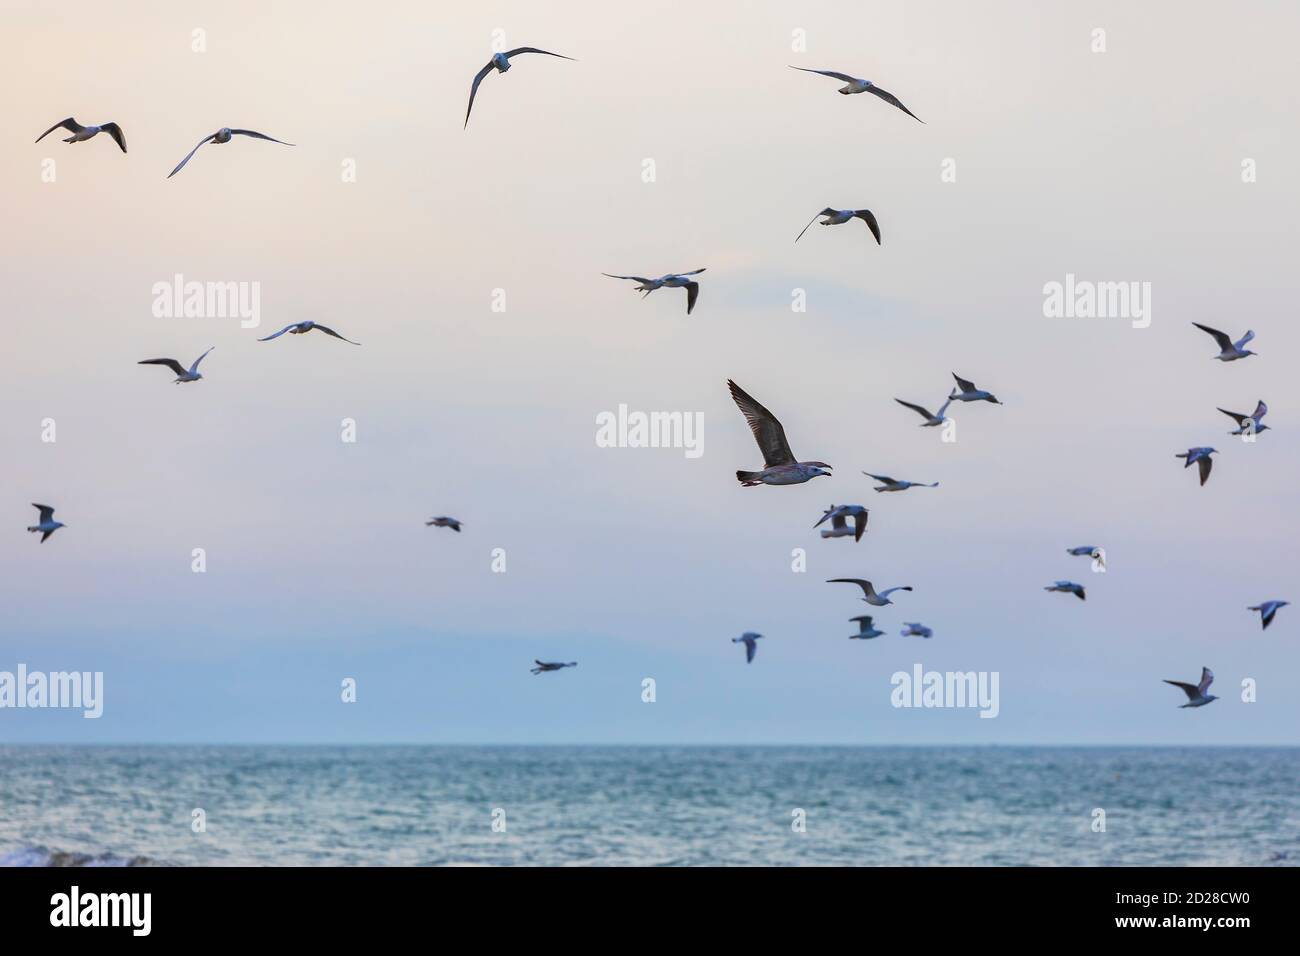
0 746 1295 866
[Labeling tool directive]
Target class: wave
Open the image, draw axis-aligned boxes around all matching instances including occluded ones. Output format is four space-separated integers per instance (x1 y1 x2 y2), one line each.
0 845 161 867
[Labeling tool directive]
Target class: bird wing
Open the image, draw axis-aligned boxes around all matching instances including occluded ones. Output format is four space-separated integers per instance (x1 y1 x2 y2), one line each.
313 324 361 345
1164 680 1199 701
1217 407 1248 426
852 510 868 542
850 616 874 627
35 118 82 142
866 84 924 123
853 210 882 244
168 133 218 178
794 211 826 243
33 504 55 522
684 282 700 315
258 324 297 342
814 506 840 528
827 578 873 597
745 639 757 663
894 398 933 421
1234 329 1255 349
1197 456 1213 486
504 47 576 61
602 273 653 283
1252 400 1268 421
189 347 215 374
1261 605 1277 629
138 358 187 376
1198 668 1214 695
100 122 127 152
789 66 860 83
230 129 295 146
952 373 977 393
864 473 894 483
464 61 496 128
829 512 848 530
672 268 707 277
880 586 912 598
727 380 795 467
935 399 953 419
1192 322 1232 351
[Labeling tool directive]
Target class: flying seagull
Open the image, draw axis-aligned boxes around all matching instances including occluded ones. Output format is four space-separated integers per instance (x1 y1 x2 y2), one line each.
1044 580 1086 600
728 380 831 486
603 270 704 315
863 473 938 493
788 66 924 122
27 504 65 543
949 373 1001 404
901 622 933 639
894 397 952 427
425 516 463 532
827 578 913 607
258 321 360 345
35 118 126 152
1164 667 1217 708
848 616 884 640
465 47 575 128
1248 600 1289 630
795 208 881 245
1218 401 1269 437
138 347 214 383
1192 322 1256 362
168 128 294 178
819 511 858 539
1175 447 1217 486
815 505 868 542
732 632 763 663
531 660 577 674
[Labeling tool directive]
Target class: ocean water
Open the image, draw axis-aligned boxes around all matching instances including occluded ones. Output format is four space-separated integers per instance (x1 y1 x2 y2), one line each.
0 746 1295 866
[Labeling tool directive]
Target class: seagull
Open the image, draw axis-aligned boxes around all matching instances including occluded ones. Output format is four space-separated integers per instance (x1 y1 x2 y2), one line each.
26 504 65 543
795 208 881 245
465 47 575 128
425 516 463 532
814 505 868 542
167 128 294 178
1248 600 1289 630
1164 667 1218 708
827 578 913 607
1044 580 1086 600
1175 447 1217 486
138 347 214 383
788 66 924 122
894 397 952 427
531 660 577 674
863 473 938 493
901 622 933 639
848 616 884 640
1192 322 1256 362
728 379 832 486
948 373 1002 404
1218 401 1269 436
258 321 360 345
732 632 763 663
35 118 126 152
819 511 858 539
603 270 704 315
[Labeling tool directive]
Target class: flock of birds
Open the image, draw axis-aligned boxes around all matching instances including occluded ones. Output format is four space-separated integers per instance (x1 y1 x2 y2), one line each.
27 45 1288 703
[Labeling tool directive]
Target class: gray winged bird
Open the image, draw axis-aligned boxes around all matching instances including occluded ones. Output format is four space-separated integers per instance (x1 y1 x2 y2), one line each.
425 516 463 532
27 504 65 543
733 632 763 663
1175 447 1217 486
259 321 360 345
168 128 294 178
815 505 868 542
465 47 575 128
827 578 913 607
848 616 884 640
604 269 704 315
949 373 1001 404
138 347 214 383
35 118 126 152
1164 667 1217 708
894 397 952 427
1218 401 1268 436
864 473 938 493
1248 600 1289 630
1192 322 1256 362
796 208 881 245
789 66 924 122
531 660 577 674
728 379 831 486
1045 580 1086 601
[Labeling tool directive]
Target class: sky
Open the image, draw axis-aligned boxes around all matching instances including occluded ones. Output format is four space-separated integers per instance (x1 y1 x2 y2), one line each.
1 0 1297 744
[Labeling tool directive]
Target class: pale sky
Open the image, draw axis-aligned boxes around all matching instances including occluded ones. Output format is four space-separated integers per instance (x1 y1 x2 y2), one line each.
2 0 1297 743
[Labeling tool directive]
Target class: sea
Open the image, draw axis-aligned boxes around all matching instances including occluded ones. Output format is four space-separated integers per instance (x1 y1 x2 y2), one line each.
0 746 1295 866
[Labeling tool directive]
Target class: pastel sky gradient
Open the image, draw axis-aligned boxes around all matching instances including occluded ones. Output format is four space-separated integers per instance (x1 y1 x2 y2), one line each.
2 0 1297 743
